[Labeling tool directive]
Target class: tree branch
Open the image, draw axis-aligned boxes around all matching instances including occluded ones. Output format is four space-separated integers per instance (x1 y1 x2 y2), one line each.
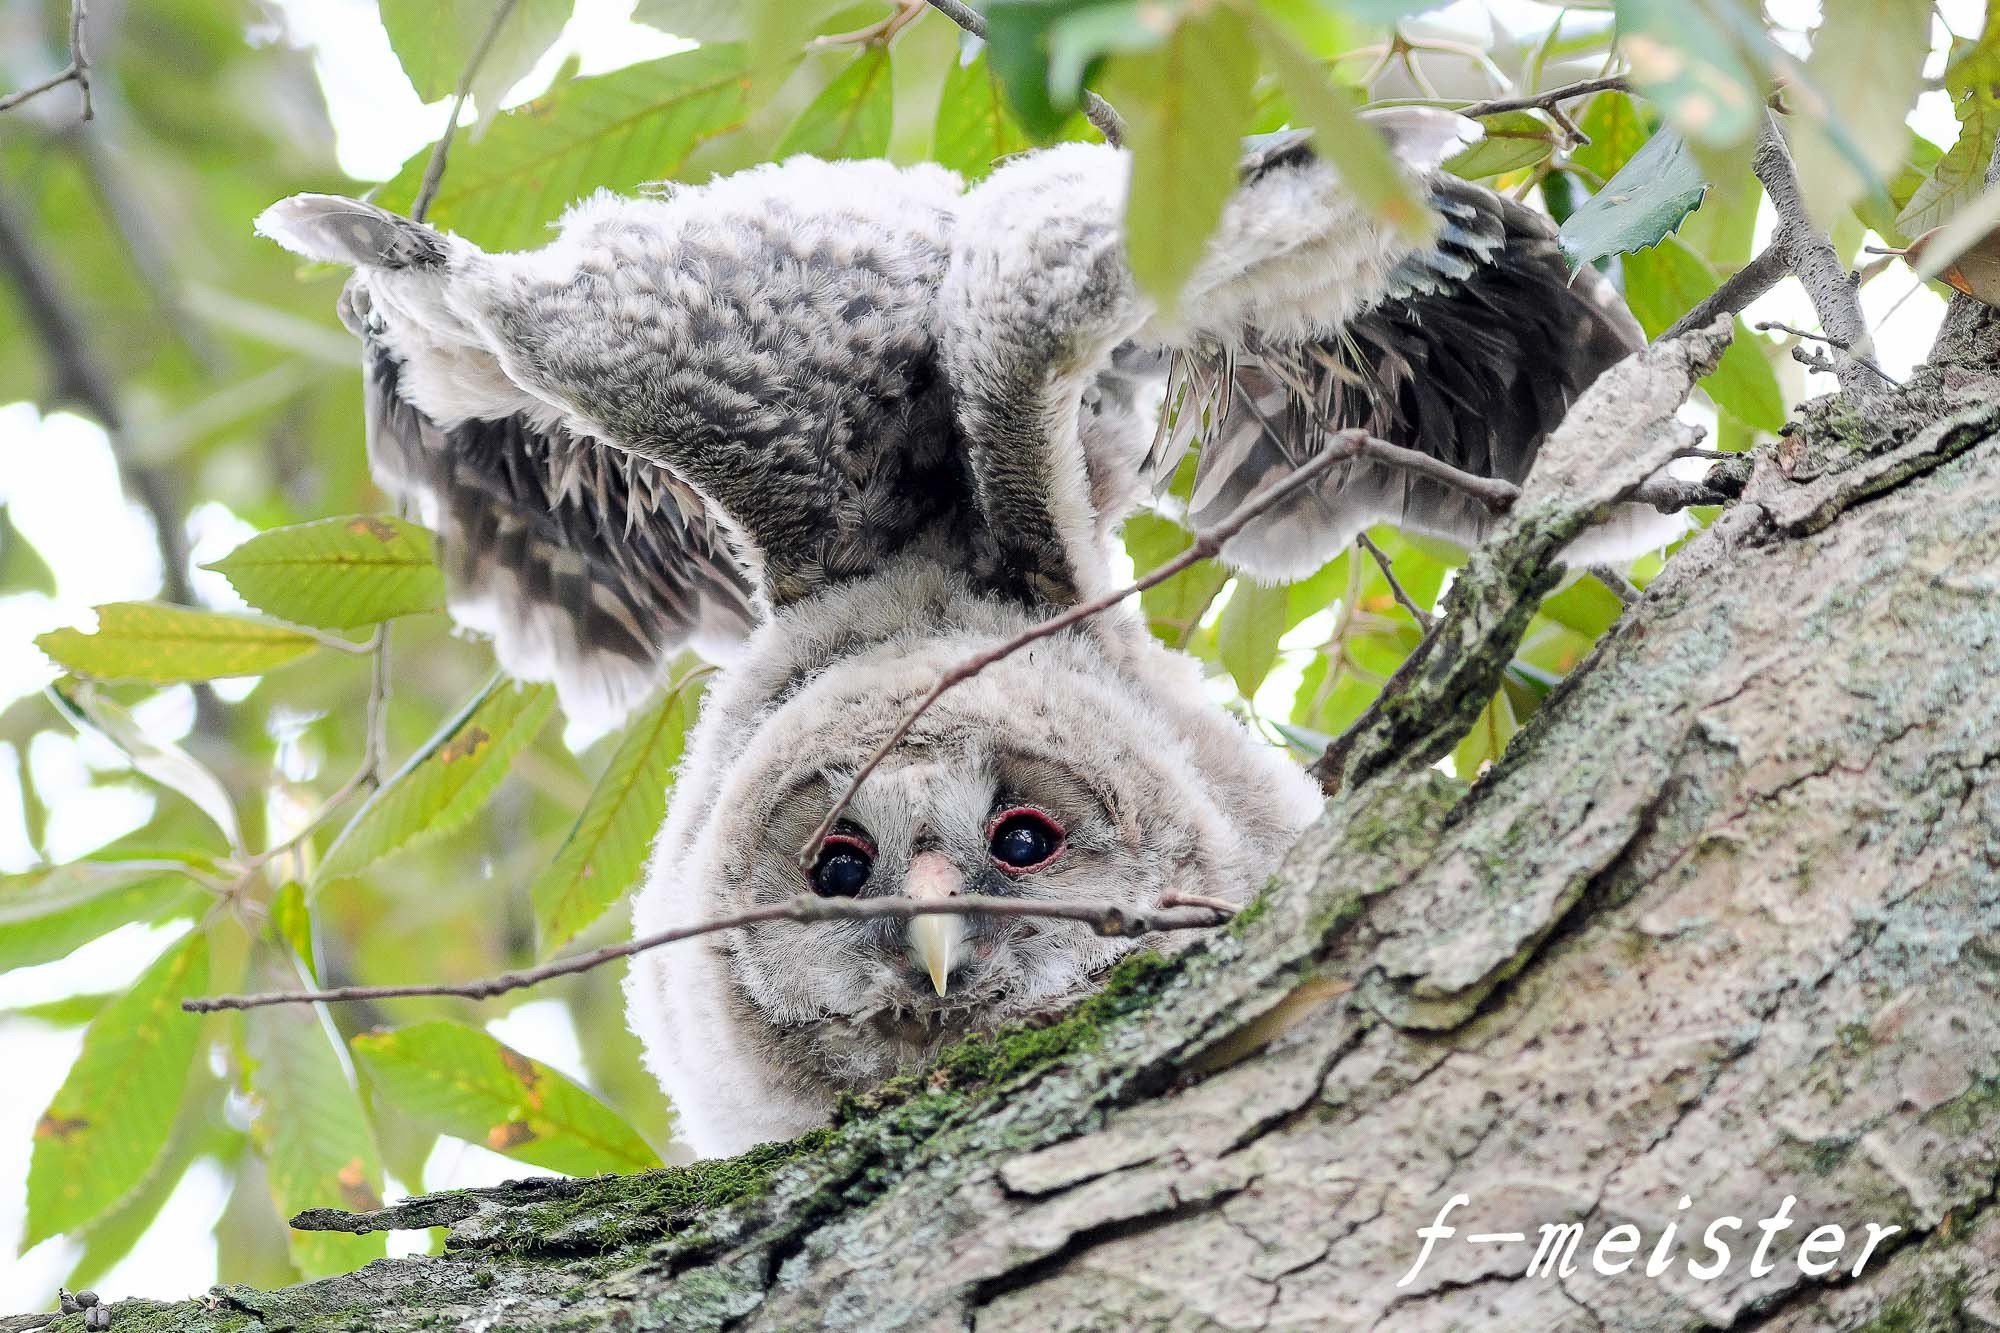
1659 241 1788 342
1356 531 1434 629
410 0 520 222
1454 73 1627 119
181 894 1232 1013
1752 114 1876 394
796 430 1521 873
923 0 1124 146
0 0 92 119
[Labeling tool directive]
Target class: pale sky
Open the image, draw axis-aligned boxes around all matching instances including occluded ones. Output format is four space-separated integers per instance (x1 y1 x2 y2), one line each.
0 0 1974 1310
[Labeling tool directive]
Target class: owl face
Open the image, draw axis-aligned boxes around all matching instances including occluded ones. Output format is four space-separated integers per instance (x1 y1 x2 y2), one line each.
690 634 1236 1085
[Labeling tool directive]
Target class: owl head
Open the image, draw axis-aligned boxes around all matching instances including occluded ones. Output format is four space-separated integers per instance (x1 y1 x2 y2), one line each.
635 567 1316 1111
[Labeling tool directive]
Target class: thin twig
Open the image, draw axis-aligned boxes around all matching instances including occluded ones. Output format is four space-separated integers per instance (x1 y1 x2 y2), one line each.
1158 891 1242 916
182 894 1231 1012
1659 242 1788 343
410 0 520 222
1587 564 1640 607
1455 73 1628 119
1754 320 1897 384
923 0 1123 145
1355 531 1434 629
0 0 92 119
796 430 1520 873
815 0 926 47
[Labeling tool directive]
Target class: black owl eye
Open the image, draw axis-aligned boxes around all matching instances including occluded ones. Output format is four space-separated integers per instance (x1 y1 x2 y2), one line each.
810 833 874 897
987 808 1065 872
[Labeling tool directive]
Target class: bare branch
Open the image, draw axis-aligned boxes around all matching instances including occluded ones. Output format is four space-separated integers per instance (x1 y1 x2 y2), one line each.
796 430 1521 873
1755 320 1897 384
1356 531 1434 630
1587 564 1640 607
0 0 92 119
924 0 1124 146
1454 73 1627 119
181 894 1231 1013
1659 242 1788 343
410 0 521 222
1752 115 1876 395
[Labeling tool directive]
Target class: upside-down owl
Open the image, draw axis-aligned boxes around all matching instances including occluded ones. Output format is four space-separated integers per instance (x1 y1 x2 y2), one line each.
260 108 1676 1156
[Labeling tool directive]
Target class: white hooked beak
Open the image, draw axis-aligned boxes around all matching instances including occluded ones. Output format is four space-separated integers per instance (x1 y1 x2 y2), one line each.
905 851 965 997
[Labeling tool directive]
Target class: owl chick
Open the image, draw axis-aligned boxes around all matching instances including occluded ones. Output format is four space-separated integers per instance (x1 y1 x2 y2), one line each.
259 110 1671 1157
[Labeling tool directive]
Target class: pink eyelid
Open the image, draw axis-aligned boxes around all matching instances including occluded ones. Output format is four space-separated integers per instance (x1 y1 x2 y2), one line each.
986 806 1066 872
818 832 874 860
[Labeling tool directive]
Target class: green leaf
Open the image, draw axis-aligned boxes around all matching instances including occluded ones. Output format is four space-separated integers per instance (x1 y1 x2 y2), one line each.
270 880 317 982
314 676 556 885
1785 0 1929 227
934 50 1035 178
1621 240 1785 432
1571 91 1650 183
0 862 207 973
533 680 702 955
52 682 242 850
1613 0 1765 147
0 503 56 595
1446 110 1553 179
66 1074 232 1290
244 949 385 1277
37 603 318 684
6 991 118 1027
25 930 210 1247
1897 26 2000 239
1252 14 1430 239
774 46 893 160
1103 5 1259 313
353 1020 660 1176
1559 125 1708 268
1216 580 1288 700
377 45 753 252
204 515 444 630
986 0 1170 140
1452 687 1519 780
379 0 574 118
1125 513 1227 647
1856 131 1943 248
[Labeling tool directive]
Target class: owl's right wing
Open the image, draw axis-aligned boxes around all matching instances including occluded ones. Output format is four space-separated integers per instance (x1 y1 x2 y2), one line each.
264 200 755 730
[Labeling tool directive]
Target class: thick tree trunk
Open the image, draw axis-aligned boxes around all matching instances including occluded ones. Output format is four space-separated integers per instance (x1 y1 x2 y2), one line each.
73 305 2000 1333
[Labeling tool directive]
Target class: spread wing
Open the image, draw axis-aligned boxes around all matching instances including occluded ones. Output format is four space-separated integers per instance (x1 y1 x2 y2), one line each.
264 197 759 730
1147 171 1651 580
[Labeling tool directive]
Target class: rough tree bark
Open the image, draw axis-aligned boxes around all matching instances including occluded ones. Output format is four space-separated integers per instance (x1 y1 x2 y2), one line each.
52 289 2000 1332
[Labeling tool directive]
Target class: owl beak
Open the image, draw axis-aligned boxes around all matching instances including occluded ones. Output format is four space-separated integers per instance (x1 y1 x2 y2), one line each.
906 852 965 998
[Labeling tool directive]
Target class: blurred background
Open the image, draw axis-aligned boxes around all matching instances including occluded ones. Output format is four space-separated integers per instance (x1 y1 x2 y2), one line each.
0 0 1976 1310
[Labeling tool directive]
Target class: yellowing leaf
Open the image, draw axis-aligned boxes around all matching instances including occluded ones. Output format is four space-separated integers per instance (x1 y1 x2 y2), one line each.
313 676 555 885
204 515 444 630
533 680 703 955
353 1020 659 1176
37 603 317 684
25 931 209 1247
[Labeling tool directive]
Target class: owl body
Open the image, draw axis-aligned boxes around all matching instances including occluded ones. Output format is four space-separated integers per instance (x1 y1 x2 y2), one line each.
259 114 1669 1157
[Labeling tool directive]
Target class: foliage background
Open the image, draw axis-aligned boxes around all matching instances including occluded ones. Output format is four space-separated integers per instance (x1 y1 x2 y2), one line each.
0 0 1982 1309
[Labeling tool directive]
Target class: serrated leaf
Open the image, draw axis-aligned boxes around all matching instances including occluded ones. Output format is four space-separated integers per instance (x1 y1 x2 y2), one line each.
52 682 242 850
1614 0 1765 147
378 0 574 134
244 948 385 1277
533 681 702 955
774 46 893 160
377 45 753 252
934 50 1034 178
353 1020 660 1176
1620 240 1785 432
37 603 318 684
1447 110 1553 179
1104 5 1259 313
1897 44 2000 240
25 930 209 1247
0 862 207 973
1217 580 1288 699
314 676 555 885
204 515 444 630
1253 14 1430 239
1559 125 1708 268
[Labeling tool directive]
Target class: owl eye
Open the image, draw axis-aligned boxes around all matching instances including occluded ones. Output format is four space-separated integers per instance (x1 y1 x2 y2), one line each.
810 833 874 897
987 808 1065 872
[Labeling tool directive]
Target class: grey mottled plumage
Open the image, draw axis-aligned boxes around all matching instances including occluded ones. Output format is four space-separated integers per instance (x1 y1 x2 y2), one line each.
259 111 1675 1156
